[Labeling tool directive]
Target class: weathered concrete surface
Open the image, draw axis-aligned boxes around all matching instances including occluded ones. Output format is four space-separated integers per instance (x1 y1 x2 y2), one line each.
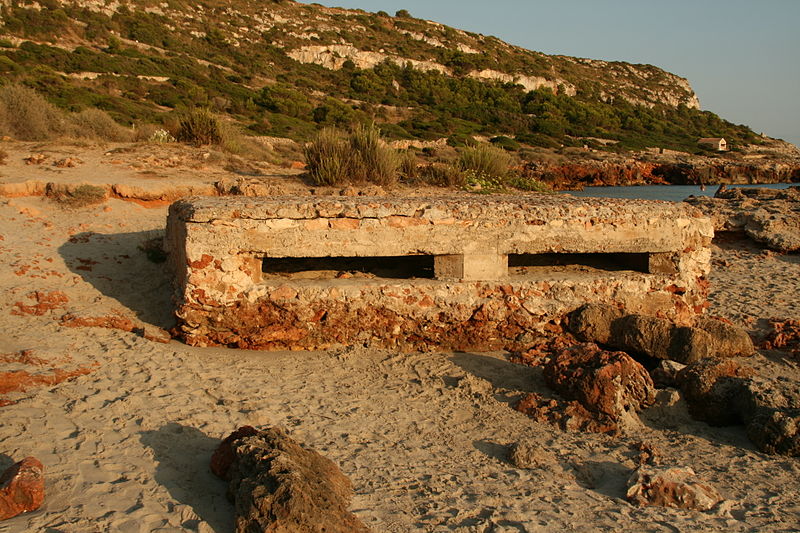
166 195 713 351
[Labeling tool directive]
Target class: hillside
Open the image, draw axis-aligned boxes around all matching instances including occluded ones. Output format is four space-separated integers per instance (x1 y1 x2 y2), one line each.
0 0 773 153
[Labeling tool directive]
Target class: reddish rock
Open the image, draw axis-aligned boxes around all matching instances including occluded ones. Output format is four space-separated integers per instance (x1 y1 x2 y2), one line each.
0 457 45 520
59 312 136 332
212 426 369 533
543 343 656 423
515 392 618 434
626 465 723 511
11 291 69 316
761 318 800 358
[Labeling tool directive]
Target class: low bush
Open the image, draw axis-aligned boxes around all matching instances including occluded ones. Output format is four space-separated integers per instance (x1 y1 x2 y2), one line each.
398 149 418 180
458 144 512 179
490 135 520 151
73 108 134 142
0 83 67 140
138 235 167 263
176 108 223 146
506 175 550 192
418 163 465 188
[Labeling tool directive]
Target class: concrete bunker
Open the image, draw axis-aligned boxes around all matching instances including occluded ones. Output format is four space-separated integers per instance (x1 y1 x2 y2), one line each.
165 195 714 351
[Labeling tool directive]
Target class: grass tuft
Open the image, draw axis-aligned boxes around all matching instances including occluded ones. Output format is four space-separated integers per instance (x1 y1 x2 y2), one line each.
304 123 399 186
49 184 107 208
458 144 512 180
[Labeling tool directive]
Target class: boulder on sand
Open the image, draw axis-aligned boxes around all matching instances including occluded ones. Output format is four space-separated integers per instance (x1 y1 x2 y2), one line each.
567 304 754 363
0 457 45 521
211 426 369 533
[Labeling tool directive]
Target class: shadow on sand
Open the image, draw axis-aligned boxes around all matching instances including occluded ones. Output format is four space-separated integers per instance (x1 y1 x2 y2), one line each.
58 230 175 329
139 422 233 532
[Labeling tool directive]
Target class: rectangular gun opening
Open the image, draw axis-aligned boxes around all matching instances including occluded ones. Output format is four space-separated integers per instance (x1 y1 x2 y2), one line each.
508 253 650 275
262 255 435 280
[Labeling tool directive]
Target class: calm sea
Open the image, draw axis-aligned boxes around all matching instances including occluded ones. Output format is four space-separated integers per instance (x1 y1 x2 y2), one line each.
562 183 796 203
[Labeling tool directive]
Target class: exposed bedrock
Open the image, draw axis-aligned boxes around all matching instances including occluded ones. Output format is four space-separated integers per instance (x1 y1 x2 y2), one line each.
685 186 800 252
529 160 800 191
211 426 369 533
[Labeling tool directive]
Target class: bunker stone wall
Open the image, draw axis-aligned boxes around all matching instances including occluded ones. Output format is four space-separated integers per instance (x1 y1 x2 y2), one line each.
165 195 713 351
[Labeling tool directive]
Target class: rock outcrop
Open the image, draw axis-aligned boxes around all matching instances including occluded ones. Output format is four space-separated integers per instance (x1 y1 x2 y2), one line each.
685 186 800 252
0 457 45 521
211 426 369 533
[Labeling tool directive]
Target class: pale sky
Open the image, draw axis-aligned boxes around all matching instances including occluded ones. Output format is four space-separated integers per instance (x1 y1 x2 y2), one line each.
299 0 800 148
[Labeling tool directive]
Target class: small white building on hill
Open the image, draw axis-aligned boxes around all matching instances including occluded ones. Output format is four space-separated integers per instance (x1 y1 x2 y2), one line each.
698 137 728 151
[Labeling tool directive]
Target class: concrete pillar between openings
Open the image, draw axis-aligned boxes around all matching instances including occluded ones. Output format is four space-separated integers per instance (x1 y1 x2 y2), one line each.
434 254 508 281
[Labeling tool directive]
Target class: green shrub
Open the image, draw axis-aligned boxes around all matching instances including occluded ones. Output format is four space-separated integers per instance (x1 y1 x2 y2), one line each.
506 175 550 192
0 83 67 140
49 184 107 208
458 144 512 179
419 163 465 188
73 108 134 142
138 235 167 263
303 127 351 186
490 135 520 151
347 122 399 185
446 133 476 148
176 108 223 146
304 123 399 186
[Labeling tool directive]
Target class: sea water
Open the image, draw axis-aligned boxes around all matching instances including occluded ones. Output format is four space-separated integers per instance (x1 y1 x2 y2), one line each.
562 183 796 203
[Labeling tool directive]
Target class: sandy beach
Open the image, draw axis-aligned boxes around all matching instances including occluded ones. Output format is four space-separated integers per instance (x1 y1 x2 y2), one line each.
1 141 799 532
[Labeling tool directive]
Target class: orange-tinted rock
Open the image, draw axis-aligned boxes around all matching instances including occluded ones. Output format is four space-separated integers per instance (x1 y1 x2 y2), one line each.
11 290 69 316
626 465 722 511
543 343 656 422
761 318 800 358
0 457 45 520
59 313 136 332
514 392 618 434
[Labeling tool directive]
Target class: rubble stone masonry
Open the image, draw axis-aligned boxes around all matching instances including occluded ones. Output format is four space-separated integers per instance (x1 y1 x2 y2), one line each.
165 195 713 351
